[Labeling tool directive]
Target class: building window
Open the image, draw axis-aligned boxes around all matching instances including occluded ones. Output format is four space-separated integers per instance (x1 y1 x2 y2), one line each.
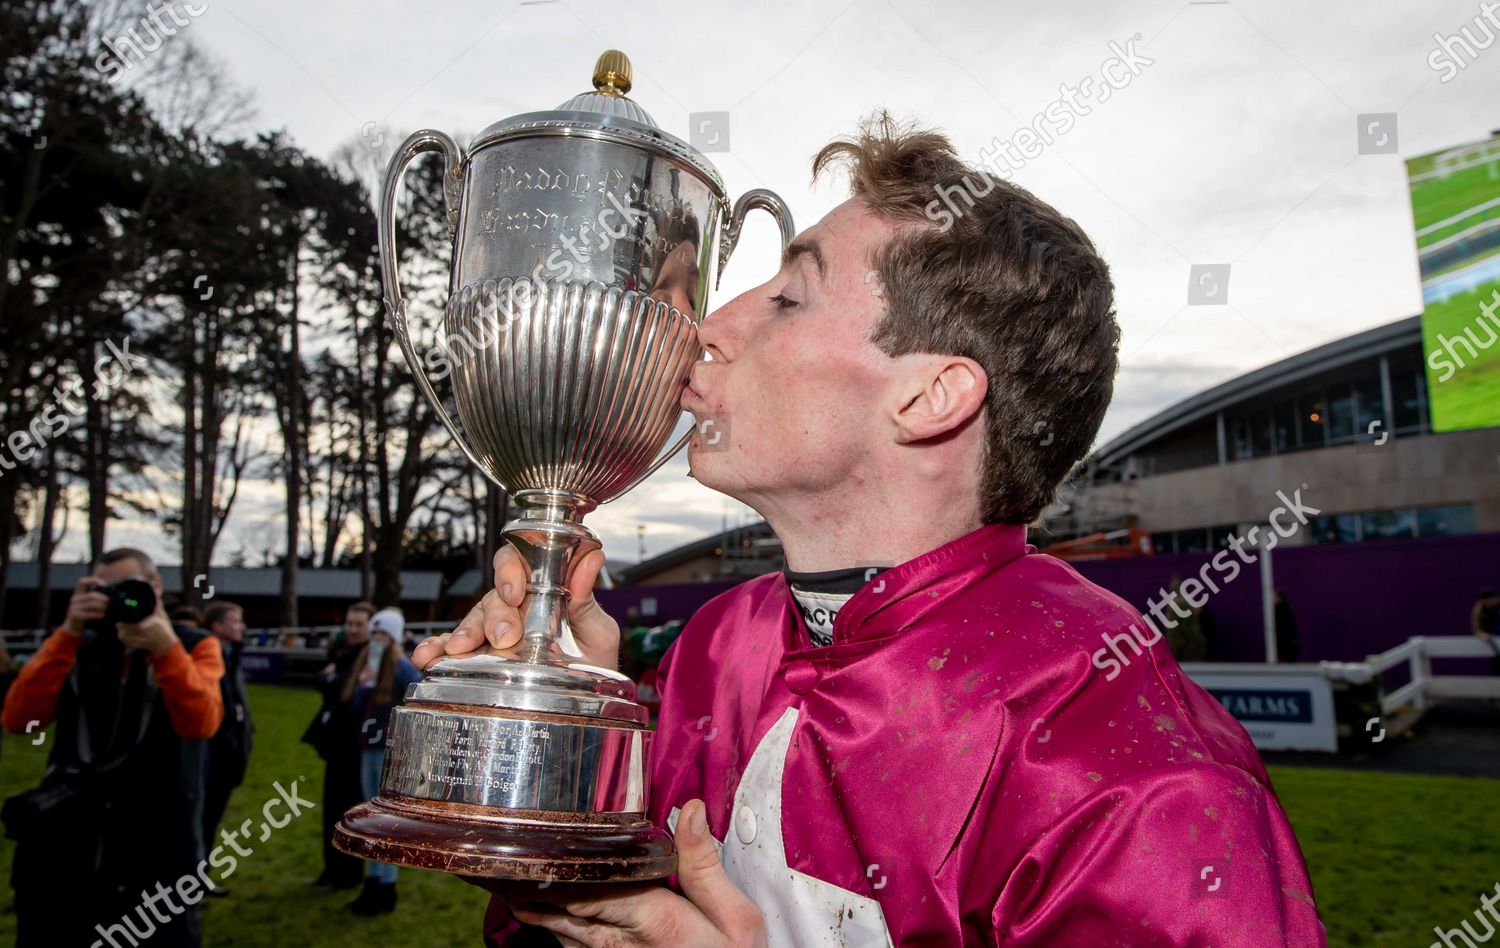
1209 524 1240 550
1298 394 1326 449
1416 504 1476 537
1161 505 1473 554
1327 384 1356 445
1272 400 1298 452
1231 416 1254 461
1361 509 1416 540
1391 366 1424 434
1135 349 1433 474
1250 409 1273 456
1352 373 1385 444
1177 528 1211 553
1309 505 1475 544
1310 513 1359 543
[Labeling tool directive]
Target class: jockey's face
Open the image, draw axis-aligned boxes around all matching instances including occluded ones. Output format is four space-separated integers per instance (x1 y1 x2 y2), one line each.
684 199 899 510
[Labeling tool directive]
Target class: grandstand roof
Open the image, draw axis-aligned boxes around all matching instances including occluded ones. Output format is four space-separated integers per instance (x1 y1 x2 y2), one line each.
617 520 777 585
1093 315 1422 467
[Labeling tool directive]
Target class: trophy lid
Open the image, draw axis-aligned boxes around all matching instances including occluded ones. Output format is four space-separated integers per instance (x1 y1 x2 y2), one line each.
469 49 725 195
553 49 658 126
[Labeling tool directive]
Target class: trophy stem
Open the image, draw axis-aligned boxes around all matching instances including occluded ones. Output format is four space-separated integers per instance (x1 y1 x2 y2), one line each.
504 489 601 664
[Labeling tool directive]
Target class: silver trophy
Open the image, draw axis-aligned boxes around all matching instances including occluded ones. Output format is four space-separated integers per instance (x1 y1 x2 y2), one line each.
334 50 794 881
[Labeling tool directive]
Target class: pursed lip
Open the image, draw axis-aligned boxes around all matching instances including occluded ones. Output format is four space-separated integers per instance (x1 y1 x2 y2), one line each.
681 369 708 412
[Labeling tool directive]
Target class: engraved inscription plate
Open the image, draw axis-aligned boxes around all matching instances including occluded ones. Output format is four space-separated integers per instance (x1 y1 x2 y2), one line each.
382 706 648 814
457 135 720 311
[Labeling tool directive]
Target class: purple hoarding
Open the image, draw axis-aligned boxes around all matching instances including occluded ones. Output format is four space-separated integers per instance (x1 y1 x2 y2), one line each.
601 533 1499 667
1070 532 1499 663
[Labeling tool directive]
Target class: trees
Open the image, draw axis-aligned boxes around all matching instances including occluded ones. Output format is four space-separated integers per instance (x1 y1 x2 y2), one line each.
349 153 468 607
1 0 172 615
2 3 489 625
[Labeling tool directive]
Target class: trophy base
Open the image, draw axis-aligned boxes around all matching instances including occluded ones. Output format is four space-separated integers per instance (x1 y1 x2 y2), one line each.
333 649 676 883
335 796 674 882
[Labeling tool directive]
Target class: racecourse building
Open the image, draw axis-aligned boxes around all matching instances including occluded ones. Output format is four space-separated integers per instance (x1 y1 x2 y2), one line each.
1044 315 1500 553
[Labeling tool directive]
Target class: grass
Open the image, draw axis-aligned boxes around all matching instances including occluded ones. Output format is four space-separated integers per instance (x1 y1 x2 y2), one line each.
1420 282 1500 432
1268 766 1500 944
1407 138 1500 433
3 685 1499 945
1408 150 1500 244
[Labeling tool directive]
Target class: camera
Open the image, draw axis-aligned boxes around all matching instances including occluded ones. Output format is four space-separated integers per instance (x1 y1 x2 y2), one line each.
92 578 157 625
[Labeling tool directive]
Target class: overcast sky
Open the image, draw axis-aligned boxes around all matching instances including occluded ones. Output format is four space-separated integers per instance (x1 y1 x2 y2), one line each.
73 0 1500 570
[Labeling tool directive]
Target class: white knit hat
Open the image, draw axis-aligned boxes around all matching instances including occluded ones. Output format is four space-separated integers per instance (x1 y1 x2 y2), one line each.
369 607 405 638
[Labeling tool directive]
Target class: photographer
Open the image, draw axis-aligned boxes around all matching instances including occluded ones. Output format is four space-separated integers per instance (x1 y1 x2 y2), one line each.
1 548 225 948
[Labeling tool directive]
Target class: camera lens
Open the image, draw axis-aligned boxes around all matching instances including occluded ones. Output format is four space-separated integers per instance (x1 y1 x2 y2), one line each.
107 578 157 624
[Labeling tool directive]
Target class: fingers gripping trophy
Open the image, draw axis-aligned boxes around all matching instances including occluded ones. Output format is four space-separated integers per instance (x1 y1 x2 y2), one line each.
333 51 795 882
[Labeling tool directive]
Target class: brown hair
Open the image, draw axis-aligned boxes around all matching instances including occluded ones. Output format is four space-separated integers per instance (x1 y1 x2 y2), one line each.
202 601 242 630
340 634 400 707
98 547 158 578
346 601 376 619
171 605 204 626
813 112 1119 525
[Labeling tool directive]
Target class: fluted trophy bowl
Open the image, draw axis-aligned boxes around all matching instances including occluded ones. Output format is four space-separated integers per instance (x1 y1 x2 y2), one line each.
334 50 794 881
447 277 700 505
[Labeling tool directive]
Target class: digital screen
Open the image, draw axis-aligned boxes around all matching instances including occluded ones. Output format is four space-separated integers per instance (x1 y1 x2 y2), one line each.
1408 133 1500 432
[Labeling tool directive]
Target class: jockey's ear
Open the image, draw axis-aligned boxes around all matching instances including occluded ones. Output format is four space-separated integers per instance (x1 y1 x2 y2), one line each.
890 355 986 444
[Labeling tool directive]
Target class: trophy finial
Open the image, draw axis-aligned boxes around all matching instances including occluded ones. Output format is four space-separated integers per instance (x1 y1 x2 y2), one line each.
592 50 632 97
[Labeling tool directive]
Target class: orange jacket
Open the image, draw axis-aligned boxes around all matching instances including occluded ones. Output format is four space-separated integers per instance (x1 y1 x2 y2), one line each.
2 627 224 740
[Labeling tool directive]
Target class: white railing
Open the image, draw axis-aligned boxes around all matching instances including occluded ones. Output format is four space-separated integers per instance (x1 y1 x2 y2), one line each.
1321 636 1500 723
1 629 49 647
242 621 454 650
2 621 460 658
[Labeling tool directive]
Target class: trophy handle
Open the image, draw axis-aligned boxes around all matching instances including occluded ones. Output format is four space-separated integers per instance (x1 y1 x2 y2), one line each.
379 129 508 490
716 188 796 289
604 190 797 498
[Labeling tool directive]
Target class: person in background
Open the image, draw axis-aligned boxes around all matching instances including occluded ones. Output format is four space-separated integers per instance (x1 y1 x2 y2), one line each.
339 607 420 915
201 601 253 898
1274 590 1300 663
1164 576 1207 662
1199 602 1220 661
1472 588 1500 675
171 605 204 629
617 606 648 681
2 547 223 948
624 619 684 725
307 600 375 890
